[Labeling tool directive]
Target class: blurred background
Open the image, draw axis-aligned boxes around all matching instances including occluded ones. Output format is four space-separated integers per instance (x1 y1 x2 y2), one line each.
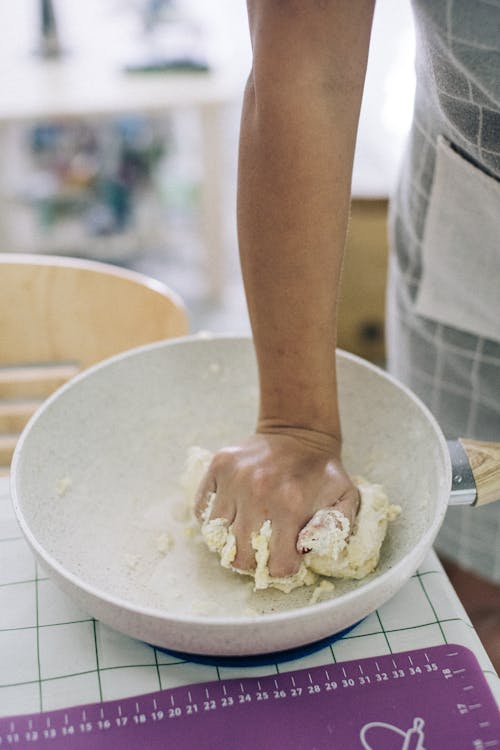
0 0 416 363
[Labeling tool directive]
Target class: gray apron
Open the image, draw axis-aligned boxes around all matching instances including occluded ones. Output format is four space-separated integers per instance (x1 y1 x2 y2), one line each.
387 0 500 581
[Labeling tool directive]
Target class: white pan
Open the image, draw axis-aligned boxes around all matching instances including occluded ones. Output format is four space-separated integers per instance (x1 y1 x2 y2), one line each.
11 336 500 657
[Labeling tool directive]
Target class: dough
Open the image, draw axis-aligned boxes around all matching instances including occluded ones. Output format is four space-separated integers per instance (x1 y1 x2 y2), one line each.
200 496 317 593
298 479 401 580
182 446 401 593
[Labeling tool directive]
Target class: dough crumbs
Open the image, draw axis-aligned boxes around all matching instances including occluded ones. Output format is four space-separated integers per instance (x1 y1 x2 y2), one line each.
200 493 233 556
124 553 141 570
156 532 173 554
309 579 335 605
182 446 401 594
388 504 402 521
56 477 71 497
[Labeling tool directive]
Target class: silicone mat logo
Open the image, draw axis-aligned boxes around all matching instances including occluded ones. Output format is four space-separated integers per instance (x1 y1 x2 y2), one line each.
360 717 426 750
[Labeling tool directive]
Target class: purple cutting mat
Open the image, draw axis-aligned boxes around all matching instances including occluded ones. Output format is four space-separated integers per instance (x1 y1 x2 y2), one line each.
1 645 498 749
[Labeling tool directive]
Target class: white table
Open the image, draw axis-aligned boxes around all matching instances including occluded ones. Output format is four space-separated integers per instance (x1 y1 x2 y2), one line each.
0 476 498 719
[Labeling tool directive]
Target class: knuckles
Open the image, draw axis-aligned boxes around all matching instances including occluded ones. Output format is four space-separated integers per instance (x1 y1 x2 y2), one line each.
199 440 360 581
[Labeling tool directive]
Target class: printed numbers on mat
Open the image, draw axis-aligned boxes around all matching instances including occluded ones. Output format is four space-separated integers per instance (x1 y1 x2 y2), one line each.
0 646 498 749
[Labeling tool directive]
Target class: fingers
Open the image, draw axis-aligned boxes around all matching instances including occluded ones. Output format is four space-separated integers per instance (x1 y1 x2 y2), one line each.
194 466 236 527
296 486 361 556
194 469 217 520
334 486 361 531
232 516 303 577
192 436 362 586
231 514 258 572
195 470 302 577
268 524 302 578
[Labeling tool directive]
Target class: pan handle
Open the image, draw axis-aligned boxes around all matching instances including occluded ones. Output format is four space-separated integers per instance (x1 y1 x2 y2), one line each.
449 438 500 507
459 438 500 507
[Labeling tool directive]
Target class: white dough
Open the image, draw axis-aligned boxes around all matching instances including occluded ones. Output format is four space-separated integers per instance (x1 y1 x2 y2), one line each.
183 446 401 594
55 476 72 497
301 479 401 580
309 579 335 605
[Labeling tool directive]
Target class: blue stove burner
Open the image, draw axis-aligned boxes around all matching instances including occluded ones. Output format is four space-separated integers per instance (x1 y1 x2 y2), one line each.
153 620 363 668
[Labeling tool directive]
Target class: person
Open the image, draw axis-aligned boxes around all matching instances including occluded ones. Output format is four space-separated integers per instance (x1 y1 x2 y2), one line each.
195 1 500 668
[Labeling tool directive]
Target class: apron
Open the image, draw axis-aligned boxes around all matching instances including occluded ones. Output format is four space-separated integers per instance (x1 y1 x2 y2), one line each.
387 0 500 582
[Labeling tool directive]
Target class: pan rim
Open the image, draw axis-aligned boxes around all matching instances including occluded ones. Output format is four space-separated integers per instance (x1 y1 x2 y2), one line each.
11 334 452 628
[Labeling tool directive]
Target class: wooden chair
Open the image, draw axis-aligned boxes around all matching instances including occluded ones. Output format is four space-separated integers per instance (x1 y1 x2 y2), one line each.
0 254 189 473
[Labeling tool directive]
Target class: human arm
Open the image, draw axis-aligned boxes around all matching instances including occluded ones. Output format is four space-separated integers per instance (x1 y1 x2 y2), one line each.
195 1 375 578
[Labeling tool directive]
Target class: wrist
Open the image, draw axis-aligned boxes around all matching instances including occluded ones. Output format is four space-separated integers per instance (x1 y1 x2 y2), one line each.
257 380 342 447
255 340 341 435
256 420 342 456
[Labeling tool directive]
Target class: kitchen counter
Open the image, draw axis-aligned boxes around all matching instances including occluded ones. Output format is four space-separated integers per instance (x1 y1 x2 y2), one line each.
1 475 498 719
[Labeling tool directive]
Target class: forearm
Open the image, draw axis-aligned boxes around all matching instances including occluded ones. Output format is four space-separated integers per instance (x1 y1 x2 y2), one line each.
238 1 374 441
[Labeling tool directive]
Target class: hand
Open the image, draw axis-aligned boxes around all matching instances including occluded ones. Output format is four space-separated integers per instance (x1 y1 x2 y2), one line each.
194 428 360 579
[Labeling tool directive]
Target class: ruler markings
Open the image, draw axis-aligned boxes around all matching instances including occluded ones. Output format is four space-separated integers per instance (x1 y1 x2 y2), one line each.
1 645 498 747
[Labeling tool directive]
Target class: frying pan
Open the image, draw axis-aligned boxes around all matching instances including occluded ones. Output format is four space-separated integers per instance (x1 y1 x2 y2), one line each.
10 335 500 657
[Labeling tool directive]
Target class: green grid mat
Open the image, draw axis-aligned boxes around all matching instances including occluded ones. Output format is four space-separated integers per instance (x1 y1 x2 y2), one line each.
1 479 498 717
